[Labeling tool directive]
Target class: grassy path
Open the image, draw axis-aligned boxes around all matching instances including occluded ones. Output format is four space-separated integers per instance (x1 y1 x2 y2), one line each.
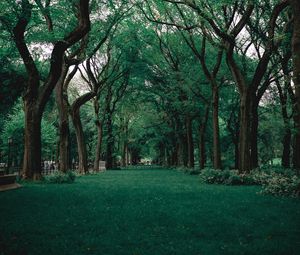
0 169 300 255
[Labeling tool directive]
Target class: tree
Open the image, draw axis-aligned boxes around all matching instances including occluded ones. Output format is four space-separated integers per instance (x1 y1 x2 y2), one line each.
140 1 224 169
161 0 289 173
0 0 90 179
289 0 300 172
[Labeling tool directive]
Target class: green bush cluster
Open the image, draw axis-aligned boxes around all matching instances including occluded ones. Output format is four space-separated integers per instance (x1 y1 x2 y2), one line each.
261 174 300 197
199 169 255 185
42 170 76 184
198 167 300 197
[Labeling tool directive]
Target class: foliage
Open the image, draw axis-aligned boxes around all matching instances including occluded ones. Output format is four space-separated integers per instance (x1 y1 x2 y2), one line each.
42 170 76 184
0 100 57 161
199 168 255 185
250 167 296 185
199 167 300 197
251 167 300 197
261 174 300 197
0 0 298 177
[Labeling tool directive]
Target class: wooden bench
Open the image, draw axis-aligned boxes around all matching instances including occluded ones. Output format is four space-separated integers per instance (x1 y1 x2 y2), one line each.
0 174 21 192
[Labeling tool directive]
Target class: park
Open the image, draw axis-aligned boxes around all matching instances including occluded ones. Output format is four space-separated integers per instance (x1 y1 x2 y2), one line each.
1 0 300 254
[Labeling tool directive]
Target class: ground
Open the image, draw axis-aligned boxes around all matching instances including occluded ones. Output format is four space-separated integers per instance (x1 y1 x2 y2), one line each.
0 168 300 255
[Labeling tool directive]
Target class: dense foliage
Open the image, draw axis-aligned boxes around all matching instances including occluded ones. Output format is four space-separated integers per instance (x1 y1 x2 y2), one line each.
0 0 299 192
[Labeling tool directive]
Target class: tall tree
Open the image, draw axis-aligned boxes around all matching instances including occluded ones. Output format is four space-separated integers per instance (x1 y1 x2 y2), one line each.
289 0 300 171
161 0 288 172
0 0 91 179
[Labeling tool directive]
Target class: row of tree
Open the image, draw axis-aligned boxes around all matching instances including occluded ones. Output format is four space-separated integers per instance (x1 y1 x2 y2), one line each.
0 0 299 180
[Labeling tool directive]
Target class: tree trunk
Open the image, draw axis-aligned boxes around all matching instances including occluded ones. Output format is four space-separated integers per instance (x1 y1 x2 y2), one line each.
93 120 103 171
198 107 209 170
172 141 179 166
121 140 127 167
12 0 90 180
186 116 194 168
121 120 128 167
22 103 42 180
239 91 252 173
126 144 129 165
55 64 70 172
181 134 188 167
71 109 88 174
106 113 114 169
250 101 259 169
176 120 187 167
198 125 206 170
276 79 291 168
282 128 291 168
234 138 239 169
290 0 300 171
212 85 222 169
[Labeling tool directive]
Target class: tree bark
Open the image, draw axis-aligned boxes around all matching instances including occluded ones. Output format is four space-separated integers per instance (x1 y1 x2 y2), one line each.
121 140 126 167
290 0 300 171
71 109 88 174
126 143 130 165
93 98 103 172
181 134 188 167
55 63 71 172
212 84 222 169
23 104 42 180
11 0 90 180
69 88 95 173
250 100 259 169
121 118 129 167
106 112 114 169
238 90 252 173
276 79 291 168
227 103 240 169
94 120 103 171
198 125 206 170
186 115 194 168
282 128 291 168
198 106 209 169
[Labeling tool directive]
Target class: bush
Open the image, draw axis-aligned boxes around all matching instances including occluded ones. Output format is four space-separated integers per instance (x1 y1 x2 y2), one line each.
199 168 257 186
261 174 300 197
198 167 300 197
42 171 76 184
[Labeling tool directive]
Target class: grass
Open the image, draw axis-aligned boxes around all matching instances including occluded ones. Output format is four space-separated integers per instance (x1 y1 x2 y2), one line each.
0 168 300 255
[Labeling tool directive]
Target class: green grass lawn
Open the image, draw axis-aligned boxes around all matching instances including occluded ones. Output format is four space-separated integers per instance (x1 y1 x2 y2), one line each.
0 168 300 255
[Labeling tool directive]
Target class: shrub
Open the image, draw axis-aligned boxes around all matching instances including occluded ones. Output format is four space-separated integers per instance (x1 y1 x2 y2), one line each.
198 167 300 197
261 174 300 197
199 169 233 185
42 170 76 184
226 173 243 185
199 168 256 186
250 170 272 185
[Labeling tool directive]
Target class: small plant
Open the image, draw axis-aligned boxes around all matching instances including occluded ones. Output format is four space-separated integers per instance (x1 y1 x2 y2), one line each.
42 170 76 184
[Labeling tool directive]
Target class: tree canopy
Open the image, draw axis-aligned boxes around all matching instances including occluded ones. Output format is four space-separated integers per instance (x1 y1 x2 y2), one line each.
0 0 300 178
